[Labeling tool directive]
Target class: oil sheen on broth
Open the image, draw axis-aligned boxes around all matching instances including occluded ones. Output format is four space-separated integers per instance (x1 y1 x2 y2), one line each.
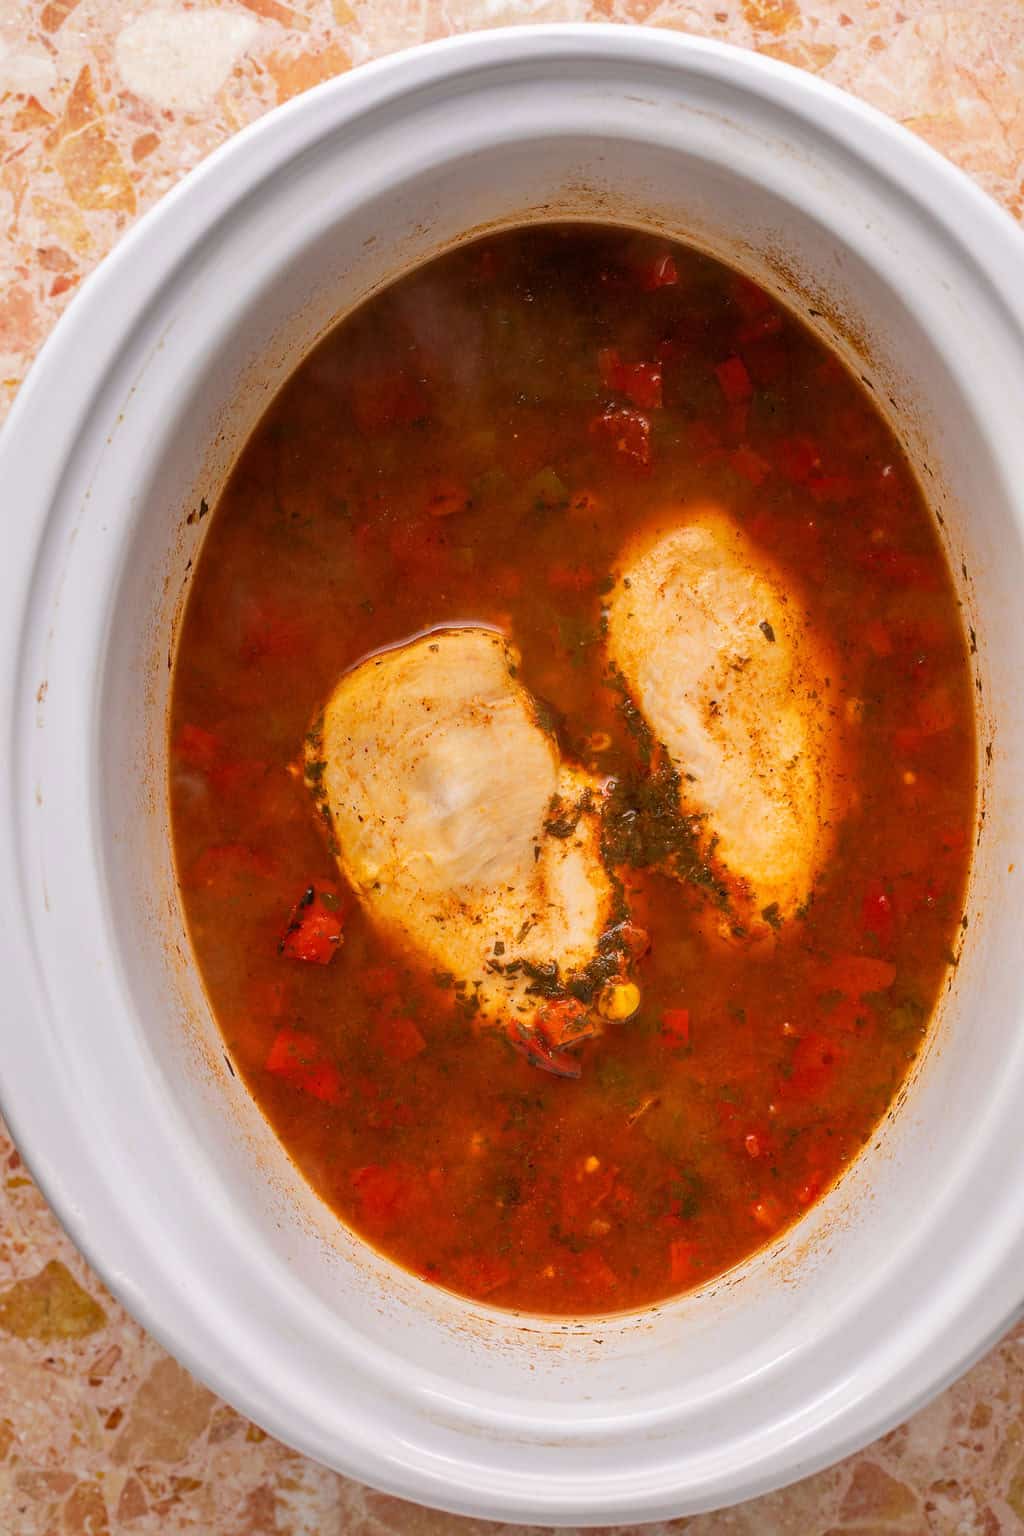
170 226 975 1315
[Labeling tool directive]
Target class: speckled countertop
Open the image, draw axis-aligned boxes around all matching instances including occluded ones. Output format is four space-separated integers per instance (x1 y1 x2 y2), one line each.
3 2 1024 1532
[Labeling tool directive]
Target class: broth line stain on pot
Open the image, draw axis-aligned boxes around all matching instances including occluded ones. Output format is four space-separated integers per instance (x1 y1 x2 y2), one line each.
169 224 974 1317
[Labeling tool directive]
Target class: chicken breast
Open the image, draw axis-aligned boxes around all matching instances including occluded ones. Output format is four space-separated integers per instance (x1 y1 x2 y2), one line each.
607 509 841 929
308 627 616 1024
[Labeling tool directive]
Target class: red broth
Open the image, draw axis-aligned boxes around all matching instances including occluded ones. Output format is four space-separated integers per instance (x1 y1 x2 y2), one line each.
170 226 974 1314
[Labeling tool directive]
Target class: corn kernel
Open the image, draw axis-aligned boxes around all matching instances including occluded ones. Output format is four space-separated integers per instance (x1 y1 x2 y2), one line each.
597 979 640 1021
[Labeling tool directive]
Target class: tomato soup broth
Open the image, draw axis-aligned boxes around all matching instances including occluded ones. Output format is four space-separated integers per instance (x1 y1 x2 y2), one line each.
170 226 974 1315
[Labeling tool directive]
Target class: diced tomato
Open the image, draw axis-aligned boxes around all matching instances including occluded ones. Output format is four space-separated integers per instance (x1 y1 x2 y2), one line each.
818 953 897 998
743 336 788 387
240 599 309 664
807 473 856 505
451 1253 512 1299
279 883 344 965
598 346 625 391
915 683 957 736
547 561 596 594
751 1196 784 1230
858 547 939 589
425 479 471 518
689 420 725 465
507 1021 582 1080
364 965 401 1000
796 1171 824 1207
731 446 772 486
590 405 651 468
776 433 822 484
736 309 784 345
174 723 222 772
725 400 750 441
561 1158 618 1226
350 1163 414 1227
388 517 450 581
615 921 651 959
187 842 273 891
576 1251 618 1290
598 350 663 409
669 1239 696 1284
862 880 895 949
731 273 774 321
376 1014 427 1064
265 1027 343 1104
638 252 678 290
715 356 753 405
350 371 427 432
622 362 662 410
662 1008 690 1044
785 1032 841 1098
247 976 286 1021
538 998 592 1049
568 489 602 519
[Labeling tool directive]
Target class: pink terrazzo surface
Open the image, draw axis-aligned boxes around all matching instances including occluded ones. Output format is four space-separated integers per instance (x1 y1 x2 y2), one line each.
3 1 1024 1530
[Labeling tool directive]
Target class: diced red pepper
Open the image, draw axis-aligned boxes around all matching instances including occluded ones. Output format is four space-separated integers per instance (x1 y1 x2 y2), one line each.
265 1027 343 1104
590 405 651 468
279 883 344 965
376 1014 427 1064
638 252 678 290
715 356 753 405
662 1008 690 1044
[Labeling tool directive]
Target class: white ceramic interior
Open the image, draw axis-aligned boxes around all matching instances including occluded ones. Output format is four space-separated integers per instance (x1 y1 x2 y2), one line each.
2 25 1024 1525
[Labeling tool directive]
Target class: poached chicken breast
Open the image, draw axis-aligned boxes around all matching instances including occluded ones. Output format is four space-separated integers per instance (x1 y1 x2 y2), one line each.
607 509 842 929
308 626 616 1024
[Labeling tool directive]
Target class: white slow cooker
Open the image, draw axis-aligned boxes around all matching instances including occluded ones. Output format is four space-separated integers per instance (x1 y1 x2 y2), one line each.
1 25 1022 1524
